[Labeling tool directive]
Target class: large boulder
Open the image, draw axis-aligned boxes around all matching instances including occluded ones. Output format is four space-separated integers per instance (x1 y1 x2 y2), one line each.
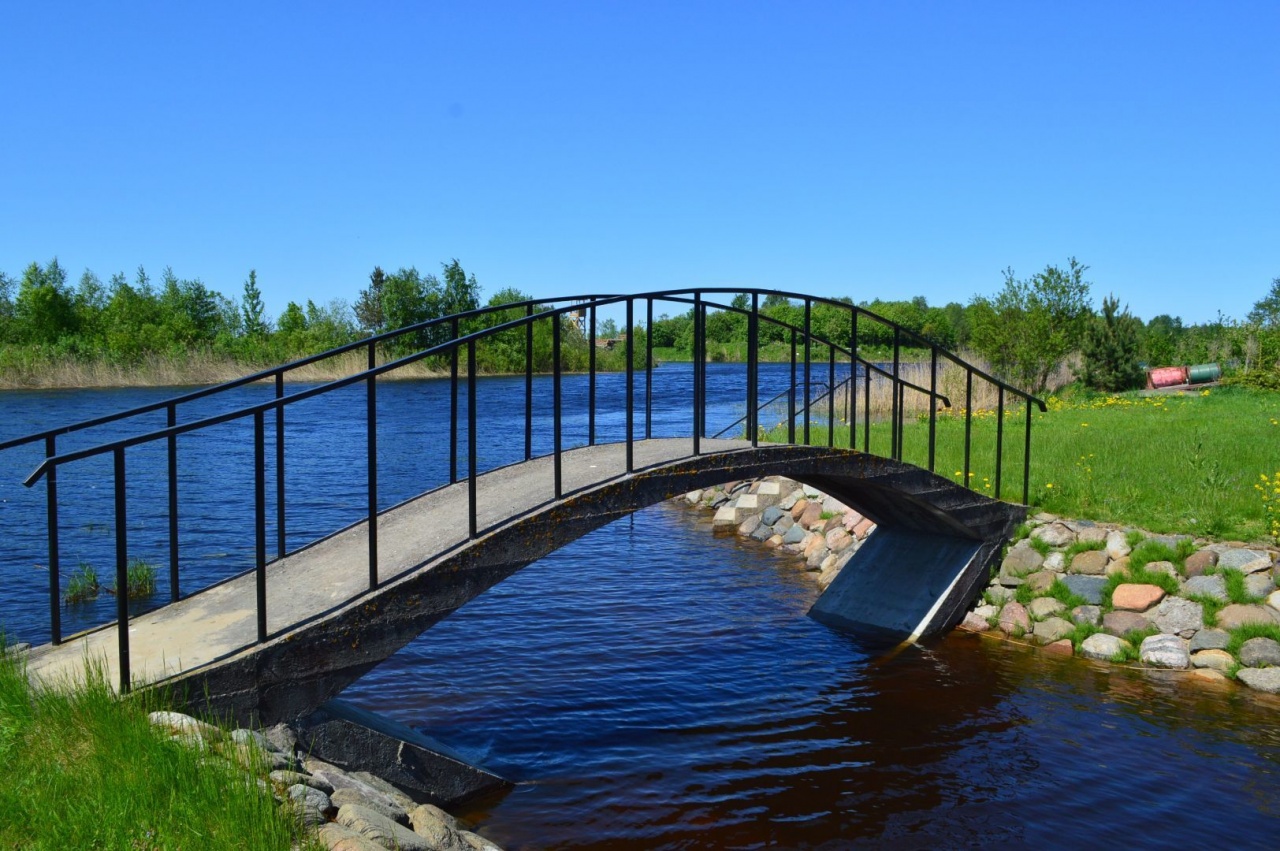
1238 637 1280 668
1237 667 1280 694
998 602 1031 636
1217 604 1279 630
1080 633 1130 661
1182 575 1228 601
1071 550 1110 576
1111 584 1166 612
1034 523 1076 547
1151 597 1203 638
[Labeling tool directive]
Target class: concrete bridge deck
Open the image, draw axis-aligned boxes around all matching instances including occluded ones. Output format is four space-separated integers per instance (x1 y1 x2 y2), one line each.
26 437 747 696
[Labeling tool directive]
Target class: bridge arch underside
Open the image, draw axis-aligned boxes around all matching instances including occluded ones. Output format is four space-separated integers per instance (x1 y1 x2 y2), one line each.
173 444 1024 725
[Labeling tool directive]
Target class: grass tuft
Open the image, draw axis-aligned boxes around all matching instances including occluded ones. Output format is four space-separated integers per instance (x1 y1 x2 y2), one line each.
1045 579 1088 610
1064 539 1106 560
1222 568 1266 605
108 558 158 600
63 562 101 605
1028 537 1053 557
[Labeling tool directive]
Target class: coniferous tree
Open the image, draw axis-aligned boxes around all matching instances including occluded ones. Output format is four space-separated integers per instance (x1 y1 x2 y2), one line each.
1080 294 1144 391
241 269 268 337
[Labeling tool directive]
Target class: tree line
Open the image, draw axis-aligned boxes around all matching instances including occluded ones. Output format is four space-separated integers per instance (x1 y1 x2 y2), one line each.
1 255 1277 393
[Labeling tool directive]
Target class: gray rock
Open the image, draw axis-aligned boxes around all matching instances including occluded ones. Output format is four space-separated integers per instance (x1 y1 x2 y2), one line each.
1001 547 1045 578
1218 548 1272 574
985 585 1014 604
781 524 807 545
148 711 220 743
1144 560 1180 579
1034 522 1076 547
1237 667 1280 694
1033 617 1074 644
336 803 432 851
1239 637 1280 668
684 489 703 505
1105 530 1132 560
1152 597 1203 637
750 523 773 542
1245 572 1276 599
1190 628 1231 652
1151 534 1190 551
270 769 335 796
774 514 795 535
1139 634 1190 669
263 723 299 757
460 830 504 851
762 506 785 526
737 513 762 536
1183 574 1228 601
1071 605 1102 626
1028 597 1066 620
1080 633 1130 661
1269 589 1280 613
1103 610 1149 636
1078 526 1108 544
331 787 410 826
288 784 334 827
1042 551 1066 572
317 822 389 851
408 804 469 850
973 603 999 619
1061 575 1107 605
708 492 730 508
1023 571 1057 594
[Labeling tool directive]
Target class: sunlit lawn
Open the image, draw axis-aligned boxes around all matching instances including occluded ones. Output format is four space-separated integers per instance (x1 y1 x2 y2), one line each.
770 386 1280 543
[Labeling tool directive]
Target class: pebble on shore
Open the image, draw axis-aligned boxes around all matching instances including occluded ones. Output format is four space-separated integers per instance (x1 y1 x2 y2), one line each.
684 478 1280 695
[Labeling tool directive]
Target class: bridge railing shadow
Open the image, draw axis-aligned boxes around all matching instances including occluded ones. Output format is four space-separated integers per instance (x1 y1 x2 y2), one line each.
5 289 1044 691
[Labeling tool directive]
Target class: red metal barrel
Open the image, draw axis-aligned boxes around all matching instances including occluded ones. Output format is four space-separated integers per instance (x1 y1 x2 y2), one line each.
1147 366 1188 388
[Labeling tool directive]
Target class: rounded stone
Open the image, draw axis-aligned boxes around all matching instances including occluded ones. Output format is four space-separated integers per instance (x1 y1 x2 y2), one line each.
998 602 1031 636
1111 583 1166 612
1183 549 1218 577
1105 530 1132 560
1033 522 1076 547
1189 628 1231 652
1028 597 1066 619
1183 574 1228 601
1216 604 1279 630
1236 667 1280 693
1139 634 1190 669
1238 637 1280 668
1080 633 1130 661
1043 638 1074 656
1032 616 1074 644
1190 649 1234 673
1102 610 1149 636
1071 604 1102 626
1070 550 1110 576
1152 597 1203 637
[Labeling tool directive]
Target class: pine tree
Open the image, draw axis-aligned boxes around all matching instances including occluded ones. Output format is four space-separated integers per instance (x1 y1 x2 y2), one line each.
1080 295 1144 391
241 269 268 337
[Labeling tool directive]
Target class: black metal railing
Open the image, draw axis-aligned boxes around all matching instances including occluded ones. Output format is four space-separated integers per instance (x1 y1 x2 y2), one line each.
6 288 1045 691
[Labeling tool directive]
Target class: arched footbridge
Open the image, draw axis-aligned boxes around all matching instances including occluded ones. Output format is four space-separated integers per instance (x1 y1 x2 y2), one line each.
5 289 1044 728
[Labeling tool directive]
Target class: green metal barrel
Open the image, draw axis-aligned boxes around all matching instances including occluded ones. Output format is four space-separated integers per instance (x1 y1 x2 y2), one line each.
1187 363 1221 384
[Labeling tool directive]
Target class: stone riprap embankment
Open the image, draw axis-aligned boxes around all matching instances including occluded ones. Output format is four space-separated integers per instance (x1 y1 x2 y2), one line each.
685 478 1280 696
683 477 878 592
147 711 502 851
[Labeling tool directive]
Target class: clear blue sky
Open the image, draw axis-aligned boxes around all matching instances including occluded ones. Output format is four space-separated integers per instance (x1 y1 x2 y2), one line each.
2 1 1276 326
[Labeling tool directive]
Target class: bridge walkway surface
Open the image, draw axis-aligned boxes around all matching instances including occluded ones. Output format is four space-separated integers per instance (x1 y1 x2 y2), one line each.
25 438 748 701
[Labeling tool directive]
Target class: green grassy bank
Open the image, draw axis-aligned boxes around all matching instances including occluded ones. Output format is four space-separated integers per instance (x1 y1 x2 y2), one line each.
0 647 313 850
769 386 1280 543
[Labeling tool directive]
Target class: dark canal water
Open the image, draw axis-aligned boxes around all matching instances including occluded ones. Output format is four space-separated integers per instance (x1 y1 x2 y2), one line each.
3 367 1280 848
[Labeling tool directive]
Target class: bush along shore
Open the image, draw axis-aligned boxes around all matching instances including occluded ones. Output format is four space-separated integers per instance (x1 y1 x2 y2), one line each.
683 477 1280 695
147 710 504 851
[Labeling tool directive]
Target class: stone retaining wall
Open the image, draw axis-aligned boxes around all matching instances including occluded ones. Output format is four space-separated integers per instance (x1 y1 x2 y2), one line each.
685 477 1280 695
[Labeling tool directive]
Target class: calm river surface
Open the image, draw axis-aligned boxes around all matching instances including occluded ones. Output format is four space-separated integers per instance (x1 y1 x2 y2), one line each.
2 369 1280 848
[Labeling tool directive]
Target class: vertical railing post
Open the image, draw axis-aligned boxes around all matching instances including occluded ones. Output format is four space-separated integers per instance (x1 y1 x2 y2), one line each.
803 299 812 444
850 309 858 451
748 292 759 446
254 412 268 642
525 304 534 461
274 373 286 560
862 367 871 454
645 298 654 440
113 446 130 693
166 404 180 602
963 371 974 489
827 346 835 448
554 312 563 497
928 347 938 473
588 304 597 446
891 326 901 460
1023 397 1033 505
692 292 702 456
468 341 478 538
366 342 378 590
45 436 61 646
995 386 1006 499
897 383 906 461
450 317 460 483
626 298 635 472
788 329 797 444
